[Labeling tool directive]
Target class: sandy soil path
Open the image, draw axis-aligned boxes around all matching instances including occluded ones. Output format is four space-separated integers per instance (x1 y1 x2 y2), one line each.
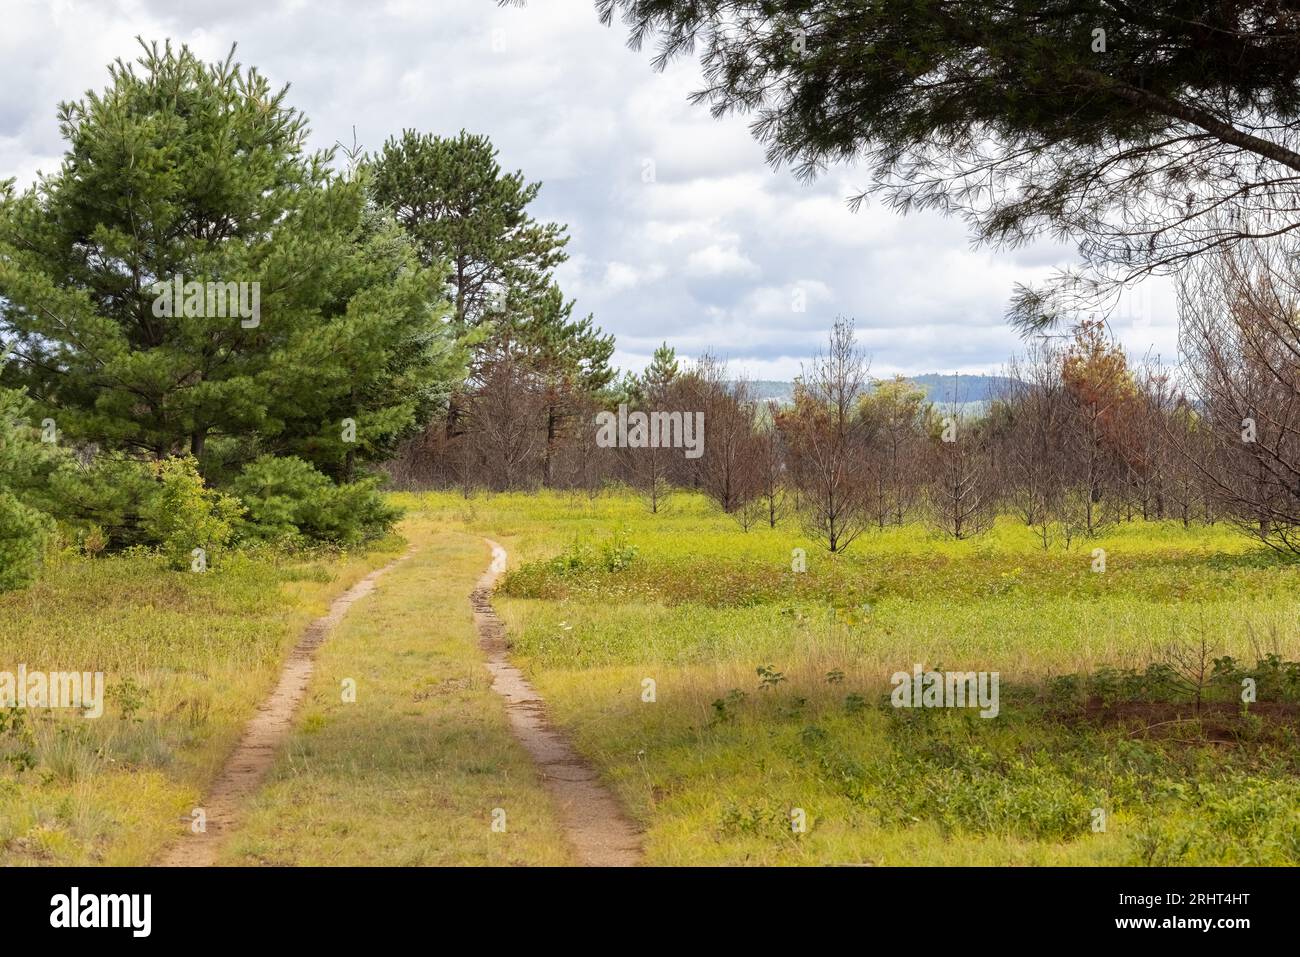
157 551 413 867
472 539 643 866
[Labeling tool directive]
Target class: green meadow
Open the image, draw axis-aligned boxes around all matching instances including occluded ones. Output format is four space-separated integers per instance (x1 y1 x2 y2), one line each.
428 490 1300 865
0 541 404 864
4 489 1297 866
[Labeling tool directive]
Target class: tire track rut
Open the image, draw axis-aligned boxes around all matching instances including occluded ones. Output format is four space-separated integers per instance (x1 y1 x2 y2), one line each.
157 551 413 867
473 539 642 866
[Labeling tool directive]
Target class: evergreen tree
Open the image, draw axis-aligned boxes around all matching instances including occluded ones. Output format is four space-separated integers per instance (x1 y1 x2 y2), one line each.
642 342 680 402
0 40 461 482
370 127 617 480
368 129 573 444
368 130 569 334
0 368 59 589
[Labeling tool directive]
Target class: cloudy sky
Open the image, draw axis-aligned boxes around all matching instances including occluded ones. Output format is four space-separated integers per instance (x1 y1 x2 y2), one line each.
1 0 1178 379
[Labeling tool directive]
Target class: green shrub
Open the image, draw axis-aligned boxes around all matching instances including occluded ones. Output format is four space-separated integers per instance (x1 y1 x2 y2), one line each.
0 384 59 590
0 488 51 590
141 457 243 570
231 455 400 546
41 453 161 549
543 529 640 576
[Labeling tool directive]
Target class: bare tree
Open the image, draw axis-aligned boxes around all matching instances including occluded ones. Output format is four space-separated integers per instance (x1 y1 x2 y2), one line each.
778 318 872 552
622 443 673 512
384 418 450 490
1179 236 1300 552
687 357 763 520
752 401 789 528
465 357 545 491
1060 321 1133 537
926 408 995 539
999 341 1070 547
1122 360 1182 522
858 375 926 528
552 394 613 496
1162 397 1213 528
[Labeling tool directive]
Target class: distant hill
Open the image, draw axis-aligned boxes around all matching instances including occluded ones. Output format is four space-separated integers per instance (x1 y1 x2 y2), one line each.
745 374 1016 407
907 374 1018 405
747 380 797 403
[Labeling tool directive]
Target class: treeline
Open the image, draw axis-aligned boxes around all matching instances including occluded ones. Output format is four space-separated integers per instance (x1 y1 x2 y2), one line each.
398 241 1300 558
0 41 616 589
6 35 1299 593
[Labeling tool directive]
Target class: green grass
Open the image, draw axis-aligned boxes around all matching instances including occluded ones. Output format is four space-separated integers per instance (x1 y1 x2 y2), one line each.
223 517 572 865
0 539 404 864
6 486 1298 866
419 488 1300 866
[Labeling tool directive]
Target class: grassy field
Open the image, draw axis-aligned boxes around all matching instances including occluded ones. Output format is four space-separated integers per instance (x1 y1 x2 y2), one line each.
0 537 405 864
4 488 1297 866
426 489 1300 865
0 510 574 866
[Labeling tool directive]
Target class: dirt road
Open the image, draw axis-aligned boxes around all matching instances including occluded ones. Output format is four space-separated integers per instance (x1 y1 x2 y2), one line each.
157 552 413 866
472 540 642 866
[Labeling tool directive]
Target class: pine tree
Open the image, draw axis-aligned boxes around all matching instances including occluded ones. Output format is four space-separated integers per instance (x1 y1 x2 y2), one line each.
368 129 572 445
601 0 1300 322
368 130 569 334
0 40 461 483
370 128 617 484
642 342 680 402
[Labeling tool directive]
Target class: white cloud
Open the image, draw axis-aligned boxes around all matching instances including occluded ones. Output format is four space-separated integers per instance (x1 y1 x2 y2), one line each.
684 243 759 279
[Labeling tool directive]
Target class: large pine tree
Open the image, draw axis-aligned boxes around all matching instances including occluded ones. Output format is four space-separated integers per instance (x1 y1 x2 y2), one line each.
0 40 461 482
368 130 569 334
369 127 616 483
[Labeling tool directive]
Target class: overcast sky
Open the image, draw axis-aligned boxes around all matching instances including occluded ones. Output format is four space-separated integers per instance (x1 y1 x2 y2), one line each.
1 0 1179 379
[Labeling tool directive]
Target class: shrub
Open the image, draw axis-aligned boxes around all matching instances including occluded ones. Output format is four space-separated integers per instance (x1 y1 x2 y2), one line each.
41 453 161 549
546 529 639 575
0 488 51 591
231 455 400 546
141 457 243 570
0 384 59 590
